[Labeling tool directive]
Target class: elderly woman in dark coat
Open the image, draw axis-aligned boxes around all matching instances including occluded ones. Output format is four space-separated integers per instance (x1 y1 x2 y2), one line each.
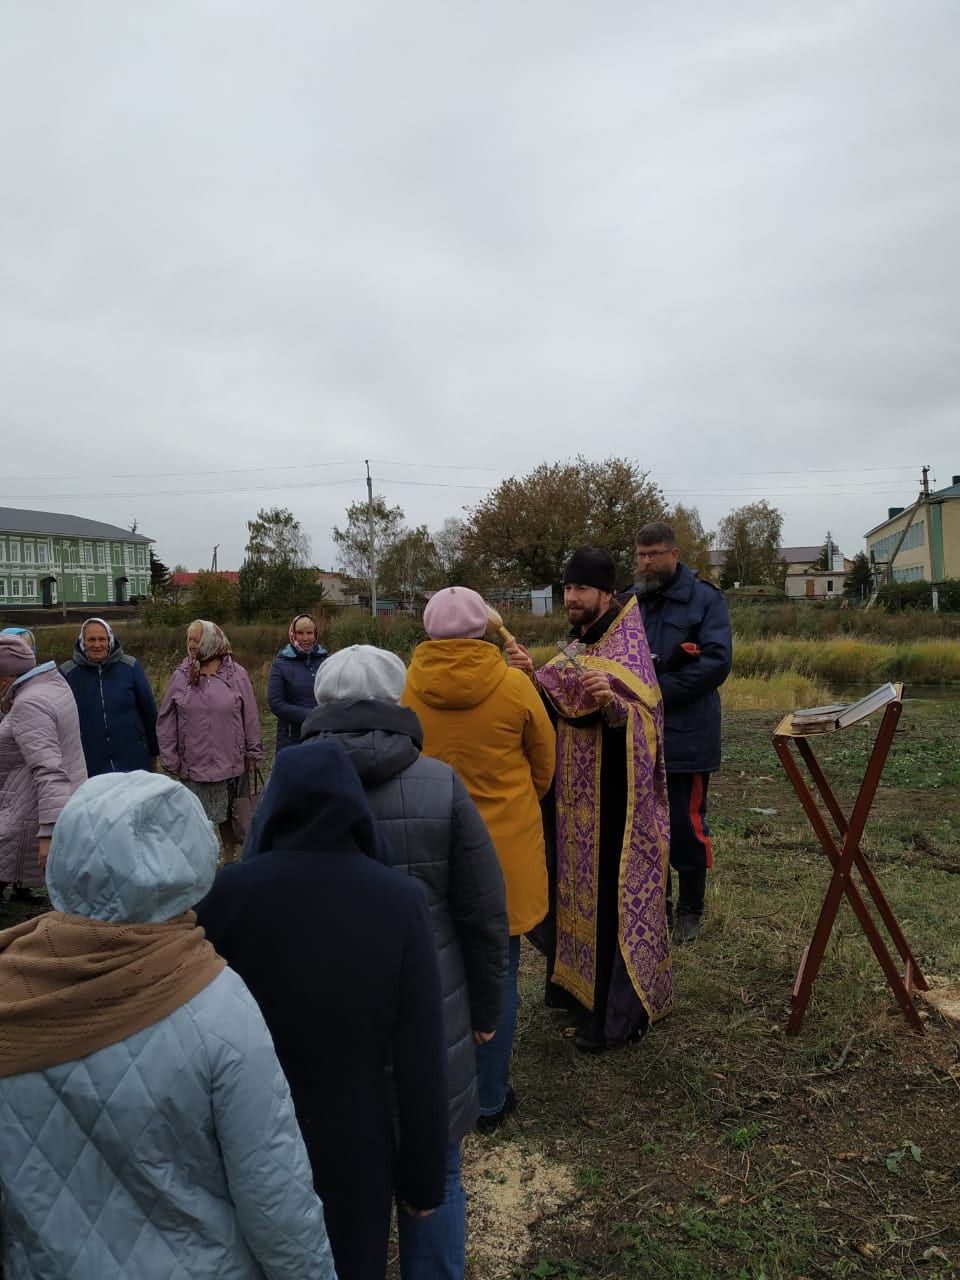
267 613 328 752
303 644 509 1280
61 617 159 775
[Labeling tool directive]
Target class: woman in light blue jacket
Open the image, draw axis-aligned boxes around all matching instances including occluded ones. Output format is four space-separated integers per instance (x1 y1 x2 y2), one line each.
0 770 335 1280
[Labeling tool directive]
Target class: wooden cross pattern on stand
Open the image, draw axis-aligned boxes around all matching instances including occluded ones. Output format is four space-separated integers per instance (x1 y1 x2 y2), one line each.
772 686 929 1036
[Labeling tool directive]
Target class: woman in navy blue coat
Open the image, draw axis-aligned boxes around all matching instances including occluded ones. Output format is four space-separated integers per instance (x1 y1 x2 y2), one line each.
60 618 159 775
267 614 328 751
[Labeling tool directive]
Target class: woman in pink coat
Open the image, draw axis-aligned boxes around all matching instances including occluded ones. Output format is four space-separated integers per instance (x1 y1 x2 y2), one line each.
157 621 262 862
0 634 87 915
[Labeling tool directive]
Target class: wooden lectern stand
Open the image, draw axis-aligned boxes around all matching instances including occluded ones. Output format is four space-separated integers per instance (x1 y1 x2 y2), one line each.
772 684 928 1035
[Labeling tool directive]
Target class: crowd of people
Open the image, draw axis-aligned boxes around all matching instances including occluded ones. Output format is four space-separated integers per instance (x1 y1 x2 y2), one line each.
0 522 732 1280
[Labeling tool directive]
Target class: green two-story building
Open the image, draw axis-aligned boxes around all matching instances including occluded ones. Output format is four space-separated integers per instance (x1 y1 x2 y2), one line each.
0 507 153 609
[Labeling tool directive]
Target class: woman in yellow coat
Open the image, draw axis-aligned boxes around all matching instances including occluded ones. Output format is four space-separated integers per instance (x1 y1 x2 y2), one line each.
403 587 556 1132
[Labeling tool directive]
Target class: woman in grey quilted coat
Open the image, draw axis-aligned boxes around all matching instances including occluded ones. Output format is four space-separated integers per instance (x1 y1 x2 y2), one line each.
0 769 335 1280
0 633 87 913
302 644 509 1280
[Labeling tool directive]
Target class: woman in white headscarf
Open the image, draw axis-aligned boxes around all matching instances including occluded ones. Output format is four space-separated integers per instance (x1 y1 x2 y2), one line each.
156 621 263 861
60 617 159 776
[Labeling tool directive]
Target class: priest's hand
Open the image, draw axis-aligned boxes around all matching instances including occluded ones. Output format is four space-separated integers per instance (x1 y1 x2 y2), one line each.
38 838 52 869
581 670 614 707
503 639 534 674
473 1029 496 1045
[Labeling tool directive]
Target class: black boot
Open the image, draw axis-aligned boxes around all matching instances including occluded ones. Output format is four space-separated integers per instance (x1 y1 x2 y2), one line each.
574 1010 608 1054
675 869 706 944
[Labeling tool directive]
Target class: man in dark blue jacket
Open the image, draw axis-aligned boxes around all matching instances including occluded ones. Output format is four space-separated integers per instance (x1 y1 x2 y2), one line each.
629 521 732 942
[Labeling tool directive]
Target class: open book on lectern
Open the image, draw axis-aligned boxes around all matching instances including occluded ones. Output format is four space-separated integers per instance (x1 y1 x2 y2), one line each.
786 682 900 735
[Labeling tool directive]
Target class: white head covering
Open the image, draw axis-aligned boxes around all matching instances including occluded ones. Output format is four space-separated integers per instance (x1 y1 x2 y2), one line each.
314 645 407 705
79 617 117 655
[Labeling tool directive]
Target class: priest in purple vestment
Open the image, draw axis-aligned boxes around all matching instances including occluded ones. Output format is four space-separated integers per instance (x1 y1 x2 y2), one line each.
506 546 672 1052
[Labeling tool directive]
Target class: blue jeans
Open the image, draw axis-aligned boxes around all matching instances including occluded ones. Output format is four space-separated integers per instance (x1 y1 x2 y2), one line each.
476 934 521 1116
397 1142 465 1280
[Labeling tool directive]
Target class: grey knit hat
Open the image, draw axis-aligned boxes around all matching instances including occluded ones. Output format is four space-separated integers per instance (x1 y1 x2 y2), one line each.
314 645 407 704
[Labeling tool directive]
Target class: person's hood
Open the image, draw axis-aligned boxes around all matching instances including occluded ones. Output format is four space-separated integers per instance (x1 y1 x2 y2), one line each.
8 662 58 697
46 771 219 924
242 737 387 863
277 642 327 660
405 639 508 711
69 643 127 669
302 699 422 787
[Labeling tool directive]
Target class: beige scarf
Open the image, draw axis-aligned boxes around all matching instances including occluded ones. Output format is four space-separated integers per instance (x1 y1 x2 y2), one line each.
0 911 225 1078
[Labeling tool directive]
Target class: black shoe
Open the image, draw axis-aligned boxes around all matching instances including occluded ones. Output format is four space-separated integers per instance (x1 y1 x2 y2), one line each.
574 1012 607 1054
476 1085 518 1134
11 887 44 904
674 910 702 944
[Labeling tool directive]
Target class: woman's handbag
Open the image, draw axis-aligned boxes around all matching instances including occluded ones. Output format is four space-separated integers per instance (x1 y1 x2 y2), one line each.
231 768 264 846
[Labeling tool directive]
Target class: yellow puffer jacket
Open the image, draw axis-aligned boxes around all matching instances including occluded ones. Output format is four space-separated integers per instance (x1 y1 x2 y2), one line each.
403 640 556 935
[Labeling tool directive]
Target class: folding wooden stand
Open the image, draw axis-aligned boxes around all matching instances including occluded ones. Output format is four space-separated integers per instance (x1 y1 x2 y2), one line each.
772 685 929 1035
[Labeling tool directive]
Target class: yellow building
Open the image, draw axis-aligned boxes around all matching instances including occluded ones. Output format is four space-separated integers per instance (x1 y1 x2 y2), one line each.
865 475 960 583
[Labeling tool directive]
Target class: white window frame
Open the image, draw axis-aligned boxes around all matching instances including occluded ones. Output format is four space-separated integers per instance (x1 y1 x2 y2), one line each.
136 545 145 567
37 541 49 564
0 578 6 598
11 579 22 597
23 542 34 563
86 576 96 596
96 543 106 567
10 540 21 564
25 577 37 598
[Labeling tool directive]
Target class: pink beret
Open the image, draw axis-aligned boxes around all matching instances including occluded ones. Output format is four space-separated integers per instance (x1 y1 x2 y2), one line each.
423 587 489 640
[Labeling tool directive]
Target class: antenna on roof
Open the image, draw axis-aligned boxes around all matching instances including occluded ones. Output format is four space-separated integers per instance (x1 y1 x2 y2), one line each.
211 545 219 573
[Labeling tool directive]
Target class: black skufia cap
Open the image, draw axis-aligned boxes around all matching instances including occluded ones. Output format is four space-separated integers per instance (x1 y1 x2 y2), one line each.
562 546 616 594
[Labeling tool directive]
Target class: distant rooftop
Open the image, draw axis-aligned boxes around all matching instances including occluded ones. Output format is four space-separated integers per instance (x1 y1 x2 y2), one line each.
709 545 833 568
0 506 152 544
863 474 960 538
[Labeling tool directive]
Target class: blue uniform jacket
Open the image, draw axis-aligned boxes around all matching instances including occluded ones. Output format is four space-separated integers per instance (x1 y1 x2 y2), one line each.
267 644 327 751
631 563 732 774
61 645 159 775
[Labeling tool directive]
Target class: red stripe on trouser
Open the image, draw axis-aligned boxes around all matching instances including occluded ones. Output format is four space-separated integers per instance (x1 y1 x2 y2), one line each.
689 772 713 869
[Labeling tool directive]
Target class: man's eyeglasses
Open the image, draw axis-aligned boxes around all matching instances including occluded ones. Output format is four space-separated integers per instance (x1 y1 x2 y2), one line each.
636 548 674 562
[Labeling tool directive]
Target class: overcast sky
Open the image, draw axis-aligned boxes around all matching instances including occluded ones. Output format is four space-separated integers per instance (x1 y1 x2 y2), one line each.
1 1 958 571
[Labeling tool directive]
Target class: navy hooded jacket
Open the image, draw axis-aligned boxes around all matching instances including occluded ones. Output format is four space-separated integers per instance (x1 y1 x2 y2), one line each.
630 562 732 773
60 645 159 776
267 644 328 751
196 739 448 1280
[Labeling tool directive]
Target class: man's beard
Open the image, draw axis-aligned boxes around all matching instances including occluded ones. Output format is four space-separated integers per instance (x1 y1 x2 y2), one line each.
636 567 672 594
566 601 602 629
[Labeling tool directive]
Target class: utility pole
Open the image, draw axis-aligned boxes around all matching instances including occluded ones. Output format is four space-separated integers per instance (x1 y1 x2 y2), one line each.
922 465 939 613
211 545 219 573
366 460 377 617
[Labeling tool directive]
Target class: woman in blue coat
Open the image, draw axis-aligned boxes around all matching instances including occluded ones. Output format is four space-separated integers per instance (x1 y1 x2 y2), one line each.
267 613 327 752
61 617 159 775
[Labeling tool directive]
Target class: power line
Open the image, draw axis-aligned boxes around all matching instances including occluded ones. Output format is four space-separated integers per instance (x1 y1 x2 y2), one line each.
2 458 921 485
